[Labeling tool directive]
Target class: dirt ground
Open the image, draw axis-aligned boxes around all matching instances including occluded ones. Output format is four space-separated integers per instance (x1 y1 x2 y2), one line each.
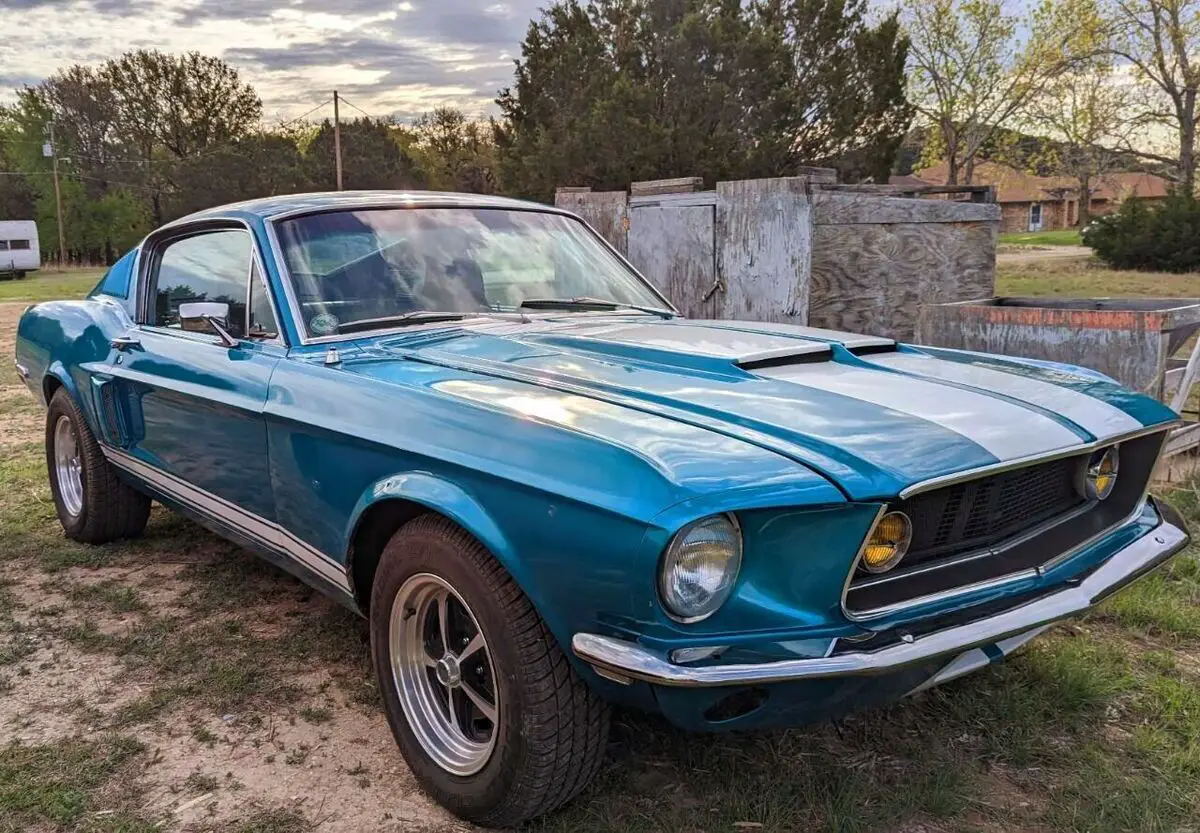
1 300 467 832
995 245 1092 265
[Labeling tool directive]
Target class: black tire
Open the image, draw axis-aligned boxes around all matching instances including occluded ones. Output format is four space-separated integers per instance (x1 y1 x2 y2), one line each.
370 515 610 827
46 387 150 543
15 271 25 279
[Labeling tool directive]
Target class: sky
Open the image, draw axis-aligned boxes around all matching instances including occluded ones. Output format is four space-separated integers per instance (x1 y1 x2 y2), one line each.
0 0 546 123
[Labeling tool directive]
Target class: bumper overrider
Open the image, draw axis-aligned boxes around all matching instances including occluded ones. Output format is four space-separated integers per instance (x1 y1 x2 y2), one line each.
573 497 1191 690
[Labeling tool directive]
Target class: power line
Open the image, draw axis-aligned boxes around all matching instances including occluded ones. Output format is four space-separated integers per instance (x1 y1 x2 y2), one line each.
276 97 333 129
0 168 155 192
335 95 376 120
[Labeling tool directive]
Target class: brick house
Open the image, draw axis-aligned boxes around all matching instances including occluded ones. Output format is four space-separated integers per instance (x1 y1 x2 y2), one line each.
898 162 1171 233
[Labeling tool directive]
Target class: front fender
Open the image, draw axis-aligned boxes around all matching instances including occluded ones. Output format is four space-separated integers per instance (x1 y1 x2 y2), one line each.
346 471 517 566
345 470 527 598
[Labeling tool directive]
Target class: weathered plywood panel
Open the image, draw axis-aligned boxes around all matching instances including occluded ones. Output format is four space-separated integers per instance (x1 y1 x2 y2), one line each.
812 192 1001 225
916 302 1173 396
809 221 996 340
554 189 629 255
630 177 704 197
716 178 812 323
627 203 715 318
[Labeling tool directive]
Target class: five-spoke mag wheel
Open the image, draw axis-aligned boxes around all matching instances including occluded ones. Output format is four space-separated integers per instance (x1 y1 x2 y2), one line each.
390 573 499 775
45 388 149 544
371 515 611 827
53 414 84 518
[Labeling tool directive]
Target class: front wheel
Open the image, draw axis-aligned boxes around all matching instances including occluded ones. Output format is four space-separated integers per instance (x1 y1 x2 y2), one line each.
46 387 150 543
370 516 610 827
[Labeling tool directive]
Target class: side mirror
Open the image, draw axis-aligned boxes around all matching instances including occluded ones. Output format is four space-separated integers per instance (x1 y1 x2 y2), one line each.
179 301 238 348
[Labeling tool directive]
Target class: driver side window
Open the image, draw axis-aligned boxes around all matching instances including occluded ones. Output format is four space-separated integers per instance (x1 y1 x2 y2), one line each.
151 230 252 339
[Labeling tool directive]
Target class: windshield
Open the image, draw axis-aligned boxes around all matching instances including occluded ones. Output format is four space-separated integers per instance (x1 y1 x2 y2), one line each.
274 207 667 338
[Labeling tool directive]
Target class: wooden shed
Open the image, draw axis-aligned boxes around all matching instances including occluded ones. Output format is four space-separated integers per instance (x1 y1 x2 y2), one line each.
556 174 1001 342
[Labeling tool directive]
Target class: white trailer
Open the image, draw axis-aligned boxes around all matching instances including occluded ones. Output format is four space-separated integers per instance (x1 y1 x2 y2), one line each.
0 220 40 278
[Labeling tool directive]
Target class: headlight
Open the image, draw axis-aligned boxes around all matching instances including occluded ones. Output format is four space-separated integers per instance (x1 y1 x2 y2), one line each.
1086 446 1119 500
860 511 912 574
658 514 742 623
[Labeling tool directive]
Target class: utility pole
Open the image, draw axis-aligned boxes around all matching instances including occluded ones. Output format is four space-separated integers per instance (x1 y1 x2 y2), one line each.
333 90 343 191
45 122 66 265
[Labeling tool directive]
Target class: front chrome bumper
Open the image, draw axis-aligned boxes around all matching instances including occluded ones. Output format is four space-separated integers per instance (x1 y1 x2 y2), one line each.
573 500 1190 688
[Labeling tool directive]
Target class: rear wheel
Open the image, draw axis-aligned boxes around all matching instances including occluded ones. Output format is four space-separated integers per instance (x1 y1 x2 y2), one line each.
370 515 610 826
46 387 150 543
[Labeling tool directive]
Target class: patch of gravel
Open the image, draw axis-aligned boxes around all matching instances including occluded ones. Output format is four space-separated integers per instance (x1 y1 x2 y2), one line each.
0 571 148 743
144 690 468 833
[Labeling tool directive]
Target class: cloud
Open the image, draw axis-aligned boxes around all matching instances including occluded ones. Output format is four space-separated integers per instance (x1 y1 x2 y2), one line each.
0 0 542 119
0 73 41 89
175 0 396 24
0 0 148 10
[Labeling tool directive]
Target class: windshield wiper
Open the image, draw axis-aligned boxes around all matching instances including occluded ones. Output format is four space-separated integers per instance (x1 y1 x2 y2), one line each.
518 296 674 319
336 311 466 334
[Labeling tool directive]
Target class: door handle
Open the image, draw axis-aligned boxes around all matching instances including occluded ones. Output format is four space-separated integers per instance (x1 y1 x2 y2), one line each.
110 334 142 351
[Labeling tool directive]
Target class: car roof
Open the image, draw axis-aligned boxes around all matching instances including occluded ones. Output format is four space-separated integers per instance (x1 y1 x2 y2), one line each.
170 190 564 225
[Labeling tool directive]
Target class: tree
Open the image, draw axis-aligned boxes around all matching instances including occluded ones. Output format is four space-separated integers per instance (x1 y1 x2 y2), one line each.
303 117 423 191
34 65 123 172
1105 0 1200 193
166 134 307 220
0 109 38 220
0 49 265 258
104 50 261 222
410 108 498 193
758 0 914 183
496 0 913 198
1084 190 1200 269
904 0 1100 184
104 50 262 160
1027 59 1135 224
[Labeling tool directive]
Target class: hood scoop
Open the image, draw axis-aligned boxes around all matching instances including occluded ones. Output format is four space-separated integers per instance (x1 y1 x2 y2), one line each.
735 344 834 370
847 342 898 357
523 321 846 375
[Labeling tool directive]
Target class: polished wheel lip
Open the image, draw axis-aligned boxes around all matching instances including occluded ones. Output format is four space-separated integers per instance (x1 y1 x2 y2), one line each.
53 415 83 518
390 572 499 776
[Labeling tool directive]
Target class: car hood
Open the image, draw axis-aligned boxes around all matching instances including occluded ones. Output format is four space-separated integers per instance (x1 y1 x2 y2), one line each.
346 315 1175 500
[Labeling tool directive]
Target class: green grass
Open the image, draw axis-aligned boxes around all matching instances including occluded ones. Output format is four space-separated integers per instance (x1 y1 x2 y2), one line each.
999 229 1083 246
0 734 158 832
997 258 1200 298
0 267 104 303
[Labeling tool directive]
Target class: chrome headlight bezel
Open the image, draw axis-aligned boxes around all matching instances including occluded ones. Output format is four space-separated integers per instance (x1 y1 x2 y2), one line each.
657 513 743 623
1085 445 1120 500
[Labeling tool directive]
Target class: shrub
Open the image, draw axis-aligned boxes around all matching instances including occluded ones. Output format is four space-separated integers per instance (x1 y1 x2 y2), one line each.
1083 192 1200 272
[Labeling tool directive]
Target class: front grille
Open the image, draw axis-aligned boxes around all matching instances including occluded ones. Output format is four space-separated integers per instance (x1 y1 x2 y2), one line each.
844 430 1166 617
901 456 1085 567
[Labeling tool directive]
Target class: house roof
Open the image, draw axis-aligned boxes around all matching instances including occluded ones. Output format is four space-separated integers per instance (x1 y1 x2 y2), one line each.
1091 172 1171 201
912 162 1172 204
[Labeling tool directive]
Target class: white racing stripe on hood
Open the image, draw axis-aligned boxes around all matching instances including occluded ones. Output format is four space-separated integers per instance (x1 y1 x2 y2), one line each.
756 361 1082 460
864 351 1142 440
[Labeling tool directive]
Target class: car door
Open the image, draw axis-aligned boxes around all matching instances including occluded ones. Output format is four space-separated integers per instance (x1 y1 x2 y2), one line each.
99 223 284 522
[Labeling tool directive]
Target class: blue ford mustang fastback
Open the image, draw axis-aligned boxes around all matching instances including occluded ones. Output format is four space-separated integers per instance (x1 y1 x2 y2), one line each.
14 192 1191 826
